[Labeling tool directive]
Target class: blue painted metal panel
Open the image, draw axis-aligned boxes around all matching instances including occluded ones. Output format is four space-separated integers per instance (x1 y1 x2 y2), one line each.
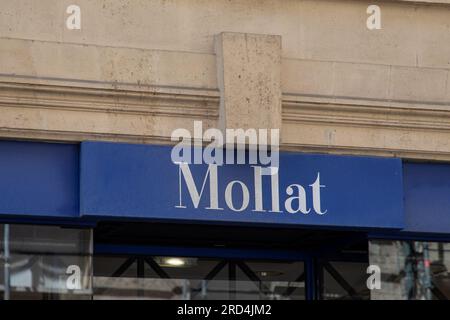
0 140 79 218
80 141 404 229
403 162 450 234
5 140 450 237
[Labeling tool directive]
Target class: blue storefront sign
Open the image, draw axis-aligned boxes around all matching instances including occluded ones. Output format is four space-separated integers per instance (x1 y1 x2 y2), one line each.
2 139 450 237
79 141 404 229
403 162 450 234
0 140 79 219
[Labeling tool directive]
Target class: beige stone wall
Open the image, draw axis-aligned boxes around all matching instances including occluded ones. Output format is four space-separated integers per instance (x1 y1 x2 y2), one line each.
1 0 450 160
399 0 450 4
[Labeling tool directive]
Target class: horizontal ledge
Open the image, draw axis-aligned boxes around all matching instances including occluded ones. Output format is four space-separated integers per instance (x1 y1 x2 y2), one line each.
281 143 450 162
394 0 450 5
283 103 450 131
2 127 450 162
0 81 219 118
2 80 450 114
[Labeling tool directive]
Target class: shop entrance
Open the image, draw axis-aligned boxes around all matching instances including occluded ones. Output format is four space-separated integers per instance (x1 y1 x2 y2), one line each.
93 256 306 300
3 225 450 300
92 222 370 300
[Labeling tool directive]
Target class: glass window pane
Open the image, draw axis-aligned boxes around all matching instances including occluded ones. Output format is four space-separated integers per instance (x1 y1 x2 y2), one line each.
8 224 91 254
0 224 93 300
370 240 450 300
321 261 370 300
94 256 304 300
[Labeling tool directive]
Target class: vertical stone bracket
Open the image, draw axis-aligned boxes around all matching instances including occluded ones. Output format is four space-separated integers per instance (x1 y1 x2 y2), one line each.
215 32 282 142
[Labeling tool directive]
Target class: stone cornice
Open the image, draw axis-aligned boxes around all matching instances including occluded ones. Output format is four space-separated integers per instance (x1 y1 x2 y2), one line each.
0 81 219 119
2 80 450 161
283 93 450 131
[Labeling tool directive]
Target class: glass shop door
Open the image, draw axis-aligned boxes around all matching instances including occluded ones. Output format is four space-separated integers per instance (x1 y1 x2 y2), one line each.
93 254 306 300
91 222 370 300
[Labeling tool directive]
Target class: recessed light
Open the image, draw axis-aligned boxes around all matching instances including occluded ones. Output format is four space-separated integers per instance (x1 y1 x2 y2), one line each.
164 257 185 267
257 271 283 277
155 257 197 268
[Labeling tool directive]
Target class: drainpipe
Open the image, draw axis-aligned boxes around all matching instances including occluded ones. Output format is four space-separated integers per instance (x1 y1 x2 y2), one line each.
3 224 10 300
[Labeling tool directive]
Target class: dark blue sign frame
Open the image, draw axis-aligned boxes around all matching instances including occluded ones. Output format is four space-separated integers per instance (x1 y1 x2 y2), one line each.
79 141 404 230
8 140 450 236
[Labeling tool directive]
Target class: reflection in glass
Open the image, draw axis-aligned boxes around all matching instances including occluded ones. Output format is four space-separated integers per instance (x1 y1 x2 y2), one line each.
1 224 92 300
370 240 450 300
93 256 305 300
320 261 370 300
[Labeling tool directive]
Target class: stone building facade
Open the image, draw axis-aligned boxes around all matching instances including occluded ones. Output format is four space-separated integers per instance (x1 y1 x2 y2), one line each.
2 0 450 300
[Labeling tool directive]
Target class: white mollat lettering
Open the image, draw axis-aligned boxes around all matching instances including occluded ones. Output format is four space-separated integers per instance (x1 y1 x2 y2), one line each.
176 163 327 215
309 173 327 215
175 162 222 210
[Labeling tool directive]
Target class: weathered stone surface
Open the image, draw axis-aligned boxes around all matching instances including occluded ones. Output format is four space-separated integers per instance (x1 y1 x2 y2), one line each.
1 0 450 161
215 32 282 136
